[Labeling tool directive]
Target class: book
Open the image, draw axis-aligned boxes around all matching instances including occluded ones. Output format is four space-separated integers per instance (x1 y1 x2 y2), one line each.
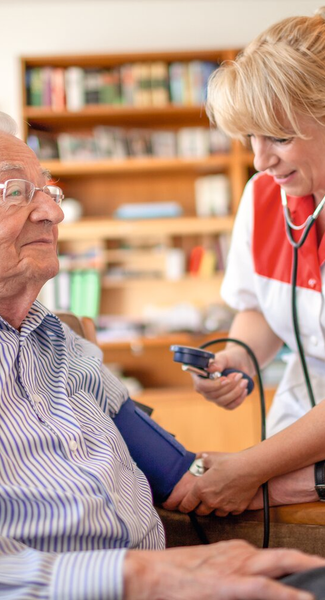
113 202 183 220
42 67 53 107
57 133 98 161
51 68 66 111
127 129 152 157
27 131 59 160
209 128 231 154
81 270 101 318
150 61 169 106
177 127 210 157
55 269 70 311
151 130 177 157
187 61 204 105
65 67 85 111
99 68 121 105
201 61 219 102
70 269 100 318
169 62 187 105
120 63 135 105
93 126 128 159
198 249 217 277
133 62 152 106
29 68 43 106
84 68 101 104
38 278 56 311
195 174 230 217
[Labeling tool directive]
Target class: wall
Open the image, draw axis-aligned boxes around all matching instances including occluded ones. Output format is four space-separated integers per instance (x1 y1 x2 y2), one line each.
0 0 320 133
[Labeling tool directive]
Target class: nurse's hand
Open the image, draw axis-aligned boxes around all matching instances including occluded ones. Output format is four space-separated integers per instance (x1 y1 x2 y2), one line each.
165 451 260 516
191 347 253 410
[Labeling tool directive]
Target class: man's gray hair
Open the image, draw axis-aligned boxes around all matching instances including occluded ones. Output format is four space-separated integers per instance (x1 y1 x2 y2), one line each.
0 111 18 136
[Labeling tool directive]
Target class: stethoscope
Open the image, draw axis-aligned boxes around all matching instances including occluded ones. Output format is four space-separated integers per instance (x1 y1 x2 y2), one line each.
281 188 325 248
281 187 325 408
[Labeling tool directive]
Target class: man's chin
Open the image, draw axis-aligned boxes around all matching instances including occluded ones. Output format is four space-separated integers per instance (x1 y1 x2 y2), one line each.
22 258 59 285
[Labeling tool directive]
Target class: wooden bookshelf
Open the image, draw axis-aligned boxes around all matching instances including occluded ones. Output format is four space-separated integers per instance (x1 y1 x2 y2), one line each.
21 48 254 334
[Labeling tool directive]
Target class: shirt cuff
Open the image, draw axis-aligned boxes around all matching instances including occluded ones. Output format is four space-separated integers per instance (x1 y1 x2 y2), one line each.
51 548 127 600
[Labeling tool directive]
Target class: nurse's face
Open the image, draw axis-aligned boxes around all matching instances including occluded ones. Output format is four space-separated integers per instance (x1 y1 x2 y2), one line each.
249 116 325 205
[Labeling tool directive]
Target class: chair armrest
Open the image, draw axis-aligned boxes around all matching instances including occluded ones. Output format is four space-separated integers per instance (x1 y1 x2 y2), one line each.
157 503 325 556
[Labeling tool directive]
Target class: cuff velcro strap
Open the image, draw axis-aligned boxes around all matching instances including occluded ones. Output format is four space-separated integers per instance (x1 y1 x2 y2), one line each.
315 460 325 501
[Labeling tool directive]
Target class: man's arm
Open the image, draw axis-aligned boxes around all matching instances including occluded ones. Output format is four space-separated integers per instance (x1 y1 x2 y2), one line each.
0 537 126 599
248 465 318 510
113 398 195 502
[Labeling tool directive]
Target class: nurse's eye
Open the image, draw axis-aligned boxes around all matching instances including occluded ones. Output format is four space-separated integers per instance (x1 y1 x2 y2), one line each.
270 137 293 144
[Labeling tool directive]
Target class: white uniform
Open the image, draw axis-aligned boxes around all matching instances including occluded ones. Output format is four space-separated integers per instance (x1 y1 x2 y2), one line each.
221 172 325 436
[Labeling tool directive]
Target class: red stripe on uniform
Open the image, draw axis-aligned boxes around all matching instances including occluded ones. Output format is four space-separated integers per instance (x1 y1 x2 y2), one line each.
252 173 322 291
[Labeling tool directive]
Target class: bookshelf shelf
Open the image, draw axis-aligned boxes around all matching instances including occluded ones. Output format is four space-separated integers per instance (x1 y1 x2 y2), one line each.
58 216 234 241
23 105 211 129
46 155 232 177
102 273 224 289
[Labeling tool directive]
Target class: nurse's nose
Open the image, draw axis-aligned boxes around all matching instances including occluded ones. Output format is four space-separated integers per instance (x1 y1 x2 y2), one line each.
252 137 279 173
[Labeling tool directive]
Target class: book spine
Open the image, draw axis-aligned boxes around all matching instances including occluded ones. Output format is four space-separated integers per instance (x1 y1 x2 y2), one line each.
29 68 43 107
150 61 169 106
99 68 121 105
51 68 66 111
65 67 85 111
84 69 101 104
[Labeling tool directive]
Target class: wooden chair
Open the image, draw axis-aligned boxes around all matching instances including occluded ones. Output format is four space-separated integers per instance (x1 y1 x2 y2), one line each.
56 311 98 345
57 311 325 557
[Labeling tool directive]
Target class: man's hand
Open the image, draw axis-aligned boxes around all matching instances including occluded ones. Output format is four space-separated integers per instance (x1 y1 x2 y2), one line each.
123 539 324 599
164 451 260 516
162 468 197 511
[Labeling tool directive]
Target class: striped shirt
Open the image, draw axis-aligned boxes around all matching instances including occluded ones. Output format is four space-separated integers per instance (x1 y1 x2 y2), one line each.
0 301 165 599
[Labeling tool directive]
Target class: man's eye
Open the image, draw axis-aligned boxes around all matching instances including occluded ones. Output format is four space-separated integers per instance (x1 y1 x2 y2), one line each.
7 189 22 197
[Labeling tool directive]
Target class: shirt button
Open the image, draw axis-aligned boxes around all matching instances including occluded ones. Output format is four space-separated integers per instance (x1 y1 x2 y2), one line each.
308 278 317 289
69 439 78 452
310 336 319 346
34 394 42 404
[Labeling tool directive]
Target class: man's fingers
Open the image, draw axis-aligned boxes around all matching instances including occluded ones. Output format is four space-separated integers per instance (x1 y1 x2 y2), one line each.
222 576 314 600
247 548 325 579
178 488 201 513
194 503 215 516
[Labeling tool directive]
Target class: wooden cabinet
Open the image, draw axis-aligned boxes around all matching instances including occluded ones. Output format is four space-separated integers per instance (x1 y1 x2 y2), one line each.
21 49 253 320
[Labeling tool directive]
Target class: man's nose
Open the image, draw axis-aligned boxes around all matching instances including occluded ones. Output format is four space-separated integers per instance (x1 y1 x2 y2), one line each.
253 139 278 172
29 190 64 224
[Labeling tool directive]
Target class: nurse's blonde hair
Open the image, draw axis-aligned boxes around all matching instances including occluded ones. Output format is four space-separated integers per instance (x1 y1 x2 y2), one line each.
207 7 325 142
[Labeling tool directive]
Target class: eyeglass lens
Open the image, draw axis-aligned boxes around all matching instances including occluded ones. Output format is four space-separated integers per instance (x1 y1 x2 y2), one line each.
2 179 63 206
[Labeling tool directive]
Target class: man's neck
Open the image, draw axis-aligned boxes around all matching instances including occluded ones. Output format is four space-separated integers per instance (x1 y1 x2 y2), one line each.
0 287 40 330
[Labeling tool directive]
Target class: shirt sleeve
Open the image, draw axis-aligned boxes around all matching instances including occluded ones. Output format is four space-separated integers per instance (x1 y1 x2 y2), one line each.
221 176 262 312
0 536 126 600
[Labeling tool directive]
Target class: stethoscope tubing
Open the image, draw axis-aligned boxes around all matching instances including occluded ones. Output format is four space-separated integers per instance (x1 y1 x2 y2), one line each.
281 188 318 407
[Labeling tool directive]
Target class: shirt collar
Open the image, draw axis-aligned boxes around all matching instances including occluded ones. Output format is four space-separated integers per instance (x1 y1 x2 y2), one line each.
0 300 66 341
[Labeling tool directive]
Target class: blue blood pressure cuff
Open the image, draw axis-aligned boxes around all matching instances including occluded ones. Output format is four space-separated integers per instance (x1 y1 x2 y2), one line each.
114 398 195 503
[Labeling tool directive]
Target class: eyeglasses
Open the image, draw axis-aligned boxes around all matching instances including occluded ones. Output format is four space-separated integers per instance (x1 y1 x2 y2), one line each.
0 179 64 207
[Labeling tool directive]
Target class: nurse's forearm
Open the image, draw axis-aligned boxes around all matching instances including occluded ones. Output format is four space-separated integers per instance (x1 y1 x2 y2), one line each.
240 400 325 484
227 310 283 373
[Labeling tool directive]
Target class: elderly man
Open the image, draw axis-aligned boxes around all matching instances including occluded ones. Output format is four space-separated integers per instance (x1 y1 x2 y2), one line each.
0 111 324 600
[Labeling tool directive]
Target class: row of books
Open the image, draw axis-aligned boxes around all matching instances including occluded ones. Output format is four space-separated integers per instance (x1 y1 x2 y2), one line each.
28 126 230 161
25 60 219 109
105 236 230 281
39 268 101 318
